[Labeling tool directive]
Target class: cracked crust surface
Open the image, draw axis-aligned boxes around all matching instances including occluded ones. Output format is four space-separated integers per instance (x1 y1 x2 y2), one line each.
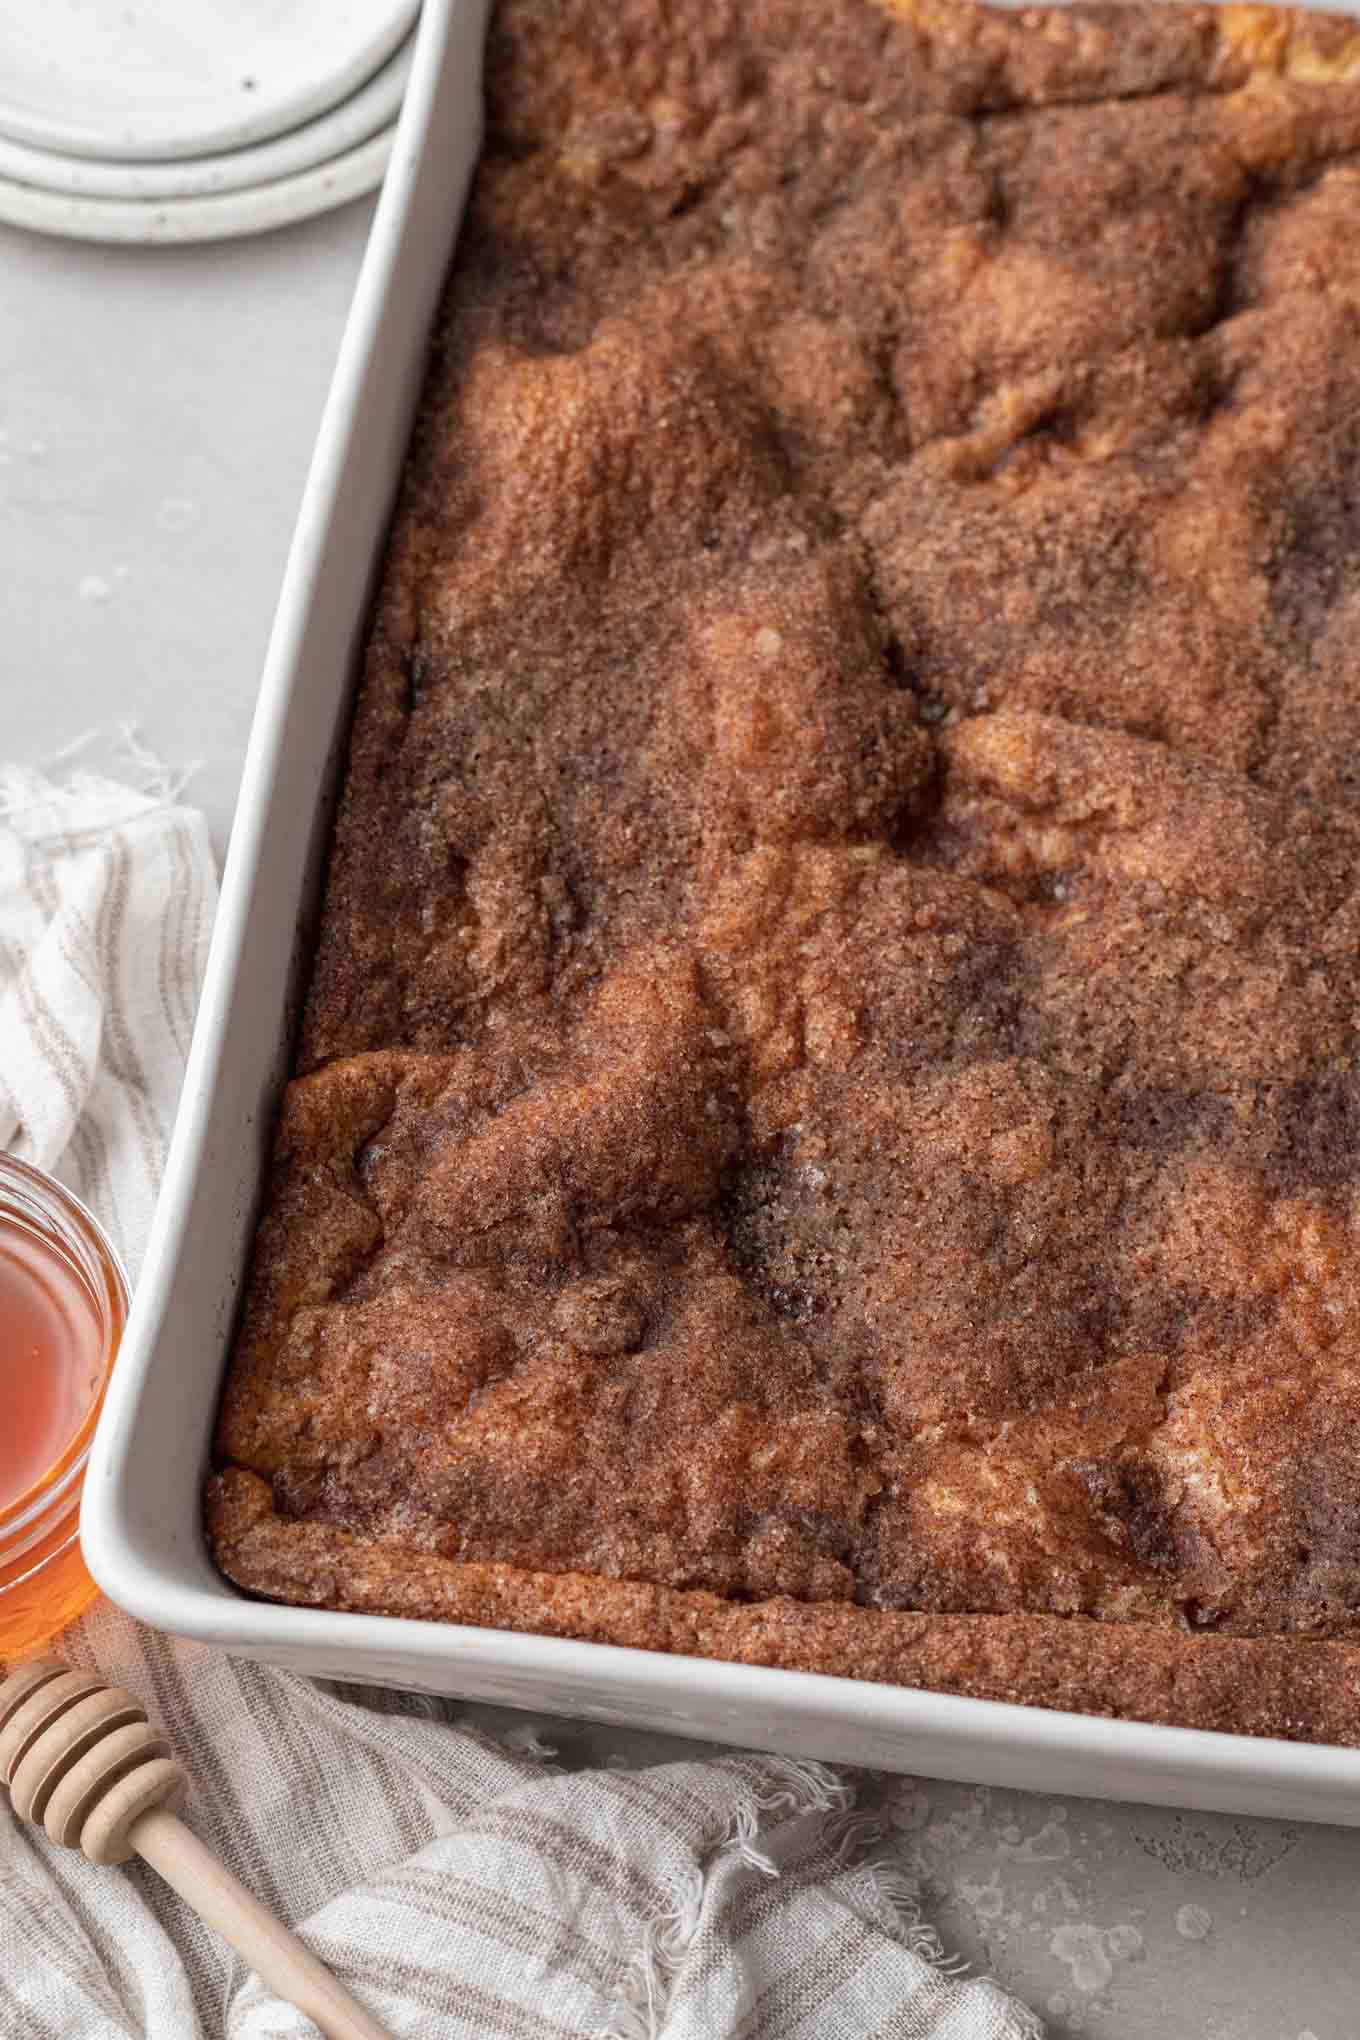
208 0 1360 1740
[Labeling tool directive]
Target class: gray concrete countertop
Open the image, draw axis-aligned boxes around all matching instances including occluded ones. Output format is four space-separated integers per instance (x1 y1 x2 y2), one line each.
3 204 1357 2040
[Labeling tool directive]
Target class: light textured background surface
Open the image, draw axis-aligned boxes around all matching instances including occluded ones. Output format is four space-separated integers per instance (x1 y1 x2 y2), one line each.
3 201 1359 2040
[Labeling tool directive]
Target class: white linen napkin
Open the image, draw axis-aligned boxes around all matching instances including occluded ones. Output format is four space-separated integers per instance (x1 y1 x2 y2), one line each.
0 756 1042 2040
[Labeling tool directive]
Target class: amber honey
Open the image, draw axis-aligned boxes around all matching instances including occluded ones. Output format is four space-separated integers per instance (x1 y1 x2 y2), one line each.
0 1157 128 1661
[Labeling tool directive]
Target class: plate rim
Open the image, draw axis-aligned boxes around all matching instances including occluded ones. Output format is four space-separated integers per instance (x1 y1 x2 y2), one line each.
0 34 411 201
0 123 394 245
0 0 418 162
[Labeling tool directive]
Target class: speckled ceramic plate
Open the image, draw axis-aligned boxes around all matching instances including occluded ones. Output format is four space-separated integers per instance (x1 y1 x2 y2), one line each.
0 35 411 201
0 0 418 161
0 126 394 244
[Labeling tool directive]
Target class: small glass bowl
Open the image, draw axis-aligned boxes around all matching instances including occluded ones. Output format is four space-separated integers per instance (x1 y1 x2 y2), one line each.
0 1154 129 1660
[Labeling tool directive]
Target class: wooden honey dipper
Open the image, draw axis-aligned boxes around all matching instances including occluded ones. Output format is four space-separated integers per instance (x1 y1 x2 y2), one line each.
0 1658 394 2040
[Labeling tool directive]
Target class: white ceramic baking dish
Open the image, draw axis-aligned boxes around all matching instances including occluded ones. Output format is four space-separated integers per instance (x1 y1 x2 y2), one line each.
85 0 1360 1826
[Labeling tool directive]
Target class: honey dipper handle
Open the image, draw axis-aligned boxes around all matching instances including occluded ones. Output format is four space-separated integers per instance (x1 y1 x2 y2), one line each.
130 1808 394 2040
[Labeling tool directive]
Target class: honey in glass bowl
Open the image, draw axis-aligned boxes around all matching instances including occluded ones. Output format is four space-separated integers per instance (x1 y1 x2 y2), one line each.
0 1154 128 1660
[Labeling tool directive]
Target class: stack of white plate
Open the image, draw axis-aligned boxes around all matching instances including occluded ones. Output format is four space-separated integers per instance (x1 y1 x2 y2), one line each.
0 0 418 244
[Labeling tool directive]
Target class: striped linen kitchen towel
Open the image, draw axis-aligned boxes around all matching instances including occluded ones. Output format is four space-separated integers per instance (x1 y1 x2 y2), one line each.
0 754 1041 2039
0 751 215 1271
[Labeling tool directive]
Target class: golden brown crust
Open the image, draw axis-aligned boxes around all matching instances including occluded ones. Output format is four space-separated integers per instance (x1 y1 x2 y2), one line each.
208 1466 1360 1745
210 0 1360 1742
